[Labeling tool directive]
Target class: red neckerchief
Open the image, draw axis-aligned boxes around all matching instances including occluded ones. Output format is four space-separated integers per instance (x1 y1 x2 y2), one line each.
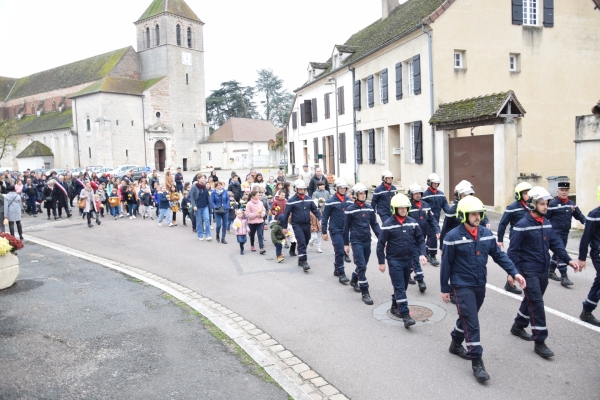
356 200 365 208
336 193 345 203
383 183 391 191
559 197 569 204
531 213 545 224
430 187 437 194
394 215 406 225
519 200 527 209
465 225 478 241
298 194 305 201
414 201 422 210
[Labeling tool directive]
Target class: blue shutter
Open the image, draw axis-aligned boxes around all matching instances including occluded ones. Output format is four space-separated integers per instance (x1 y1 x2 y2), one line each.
412 55 421 95
311 98 318 122
543 0 554 27
304 99 313 123
292 112 297 129
367 75 374 108
355 132 363 164
368 129 375 164
414 121 423 164
395 62 403 100
382 68 388 104
512 0 523 25
300 104 306 126
354 80 361 111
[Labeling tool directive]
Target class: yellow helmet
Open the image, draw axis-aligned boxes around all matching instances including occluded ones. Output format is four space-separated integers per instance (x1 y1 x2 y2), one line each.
514 182 533 201
456 196 486 224
390 193 411 215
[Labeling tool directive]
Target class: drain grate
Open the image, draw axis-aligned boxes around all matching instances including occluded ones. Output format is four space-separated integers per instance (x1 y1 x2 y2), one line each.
387 305 434 322
374 300 447 327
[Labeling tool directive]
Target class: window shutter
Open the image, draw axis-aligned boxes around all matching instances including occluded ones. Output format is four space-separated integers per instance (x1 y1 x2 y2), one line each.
355 132 363 164
304 99 313 123
329 136 335 174
339 132 346 163
368 129 375 164
395 62 403 100
300 104 306 126
290 142 296 164
367 75 374 108
414 121 423 164
292 112 297 129
313 137 319 162
339 86 345 115
381 68 388 104
354 80 361 111
324 93 330 119
311 98 318 122
412 55 421 95
322 137 327 171
512 0 523 25
543 0 554 27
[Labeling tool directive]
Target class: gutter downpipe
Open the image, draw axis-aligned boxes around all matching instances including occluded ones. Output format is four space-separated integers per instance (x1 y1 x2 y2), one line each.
141 94 148 167
422 24 435 173
351 67 358 184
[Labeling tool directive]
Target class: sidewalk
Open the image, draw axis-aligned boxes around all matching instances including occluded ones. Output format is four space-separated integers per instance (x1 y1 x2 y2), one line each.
0 242 287 400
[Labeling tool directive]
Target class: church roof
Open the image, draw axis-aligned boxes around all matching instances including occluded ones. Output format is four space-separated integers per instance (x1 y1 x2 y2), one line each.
4 47 131 101
204 118 279 144
12 109 73 136
0 77 17 101
16 141 54 158
137 0 202 23
70 76 165 99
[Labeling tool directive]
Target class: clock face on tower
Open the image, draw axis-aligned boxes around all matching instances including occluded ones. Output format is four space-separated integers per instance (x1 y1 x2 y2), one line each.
182 52 192 66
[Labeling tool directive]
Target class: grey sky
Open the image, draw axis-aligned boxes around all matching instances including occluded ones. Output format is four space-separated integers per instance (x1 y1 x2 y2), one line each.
0 0 380 97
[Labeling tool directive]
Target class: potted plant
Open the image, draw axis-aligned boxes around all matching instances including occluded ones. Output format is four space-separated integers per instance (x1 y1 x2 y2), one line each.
0 233 24 290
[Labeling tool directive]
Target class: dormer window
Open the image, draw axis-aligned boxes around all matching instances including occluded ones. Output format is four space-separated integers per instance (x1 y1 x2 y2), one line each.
307 68 315 82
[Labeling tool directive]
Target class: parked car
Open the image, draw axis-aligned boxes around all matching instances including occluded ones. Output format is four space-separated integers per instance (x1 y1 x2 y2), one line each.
94 167 114 177
109 165 138 176
114 166 146 181
279 159 286 169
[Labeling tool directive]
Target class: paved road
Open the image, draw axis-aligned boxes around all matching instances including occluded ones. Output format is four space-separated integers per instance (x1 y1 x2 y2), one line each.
0 242 287 400
22 209 600 399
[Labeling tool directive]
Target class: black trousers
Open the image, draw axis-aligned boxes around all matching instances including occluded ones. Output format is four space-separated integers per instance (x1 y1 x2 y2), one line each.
8 221 23 238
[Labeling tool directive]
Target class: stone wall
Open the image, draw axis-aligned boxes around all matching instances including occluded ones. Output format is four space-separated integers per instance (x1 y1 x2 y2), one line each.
575 114 600 219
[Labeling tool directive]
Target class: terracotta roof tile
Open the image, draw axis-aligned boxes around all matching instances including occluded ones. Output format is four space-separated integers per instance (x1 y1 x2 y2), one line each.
204 118 278 143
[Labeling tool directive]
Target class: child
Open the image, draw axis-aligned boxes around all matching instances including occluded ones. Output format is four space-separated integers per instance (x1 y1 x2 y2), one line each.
125 185 137 219
312 182 330 214
227 191 238 232
272 191 288 247
309 209 322 253
108 187 122 219
232 209 249 255
94 194 103 218
271 214 286 263
139 185 152 219
96 183 107 217
157 187 173 227
181 190 191 227
287 215 297 256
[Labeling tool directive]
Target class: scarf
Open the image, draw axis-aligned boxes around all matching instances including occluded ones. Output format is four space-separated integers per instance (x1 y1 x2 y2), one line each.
429 187 437 194
298 194 305 201
383 183 391 191
531 213 545 225
559 196 569 204
336 193 345 203
519 200 528 209
195 183 206 191
356 200 365 208
465 225 478 241
394 215 406 225
216 189 223 195
414 201 422 210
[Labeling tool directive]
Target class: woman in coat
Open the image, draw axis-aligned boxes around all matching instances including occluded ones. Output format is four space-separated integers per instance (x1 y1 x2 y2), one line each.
165 170 174 192
210 181 230 243
44 180 57 220
80 181 100 228
4 185 23 239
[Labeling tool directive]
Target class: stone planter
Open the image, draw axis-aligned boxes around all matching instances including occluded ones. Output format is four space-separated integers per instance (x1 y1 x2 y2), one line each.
0 253 19 290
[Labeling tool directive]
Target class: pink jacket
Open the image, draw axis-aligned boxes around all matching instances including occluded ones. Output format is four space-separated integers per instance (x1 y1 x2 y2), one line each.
233 217 249 235
245 198 265 224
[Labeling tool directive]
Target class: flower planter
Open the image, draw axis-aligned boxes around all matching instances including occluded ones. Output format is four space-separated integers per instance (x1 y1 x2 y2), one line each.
0 253 19 290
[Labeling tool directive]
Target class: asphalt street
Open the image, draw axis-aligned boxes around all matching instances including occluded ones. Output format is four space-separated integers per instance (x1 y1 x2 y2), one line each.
0 241 288 400
21 207 600 400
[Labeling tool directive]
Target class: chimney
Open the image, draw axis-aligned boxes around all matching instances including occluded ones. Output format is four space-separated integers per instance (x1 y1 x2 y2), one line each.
382 0 400 20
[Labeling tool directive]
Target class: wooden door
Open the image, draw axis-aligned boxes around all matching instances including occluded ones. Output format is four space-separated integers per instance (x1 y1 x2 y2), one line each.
154 141 166 172
448 135 494 205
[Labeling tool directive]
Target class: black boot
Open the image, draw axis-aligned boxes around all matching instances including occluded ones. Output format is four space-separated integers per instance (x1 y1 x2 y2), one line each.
302 261 310 272
510 323 533 341
333 269 339 277
221 238 227 244
580 310 600 327
289 243 297 257
534 341 554 358
548 265 561 281
560 271 573 287
297 259 303 268
216 234 220 243
350 279 360 293
362 291 374 305
338 273 349 284
88 223 93 228
471 359 490 382
418 280 427 293
408 276 416 285
401 314 415 328
429 254 440 267
449 340 468 359
344 253 351 263
504 281 522 295
390 301 403 319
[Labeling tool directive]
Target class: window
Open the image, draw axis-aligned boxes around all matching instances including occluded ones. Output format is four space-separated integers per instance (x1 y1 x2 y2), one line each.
368 129 375 164
289 142 296 164
408 121 423 164
126 150 129 157
338 86 345 115
395 63 403 100
155 25 160 46
52 100 56 111
156 112 161 118
89 147 92 158
131 120 134 126
187 27 192 48
379 74 384 104
454 51 464 69
146 27 150 48
186 73 189 85
194 124 196 128
409 124 415 163
408 55 421 95
292 112 297 129
354 80 361 111
311 98 318 123
324 93 331 119
208 151 212 161
116 120 119 126
408 61 414 95
300 99 312 125
523 0 538 26
86 118 91 132
509 53 520 72
313 137 319 161
367 75 374 108
176 25 181 46
379 128 386 163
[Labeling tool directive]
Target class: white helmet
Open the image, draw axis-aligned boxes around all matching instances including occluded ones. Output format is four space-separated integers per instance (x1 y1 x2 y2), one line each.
382 170 394 180
427 173 441 186
294 179 307 190
408 183 424 196
454 180 474 200
526 186 552 211
334 177 348 188
352 183 368 193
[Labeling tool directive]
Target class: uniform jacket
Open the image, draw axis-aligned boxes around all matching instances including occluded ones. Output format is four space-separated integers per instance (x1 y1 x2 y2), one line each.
507 213 572 273
439 200 490 249
283 194 321 229
441 224 518 293
497 200 529 242
409 200 440 236
308 174 330 197
371 183 397 216
343 202 381 246
376 215 426 264
546 198 586 234
422 188 450 221
578 206 600 261
321 194 354 234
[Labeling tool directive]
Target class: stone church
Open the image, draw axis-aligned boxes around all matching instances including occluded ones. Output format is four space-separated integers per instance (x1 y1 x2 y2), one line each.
0 0 208 171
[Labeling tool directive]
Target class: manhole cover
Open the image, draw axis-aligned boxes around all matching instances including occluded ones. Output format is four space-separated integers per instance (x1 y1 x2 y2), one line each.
373 300 446 327
387 305 433 322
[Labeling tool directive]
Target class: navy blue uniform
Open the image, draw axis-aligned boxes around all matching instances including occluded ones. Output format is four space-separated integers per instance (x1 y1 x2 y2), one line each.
322 194 354 275
283 194 321 262
408 200 439 281
579 207 600 313
497 200 529 243
442 224 519 359
439 200 489 250
371 183 397 223
377 216 425 317
344 201 381 293
423 188 451 256
507 213 572 342
546 198 586 274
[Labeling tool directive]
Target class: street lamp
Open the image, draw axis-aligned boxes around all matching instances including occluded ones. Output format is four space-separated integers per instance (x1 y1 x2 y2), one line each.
324 78 340 177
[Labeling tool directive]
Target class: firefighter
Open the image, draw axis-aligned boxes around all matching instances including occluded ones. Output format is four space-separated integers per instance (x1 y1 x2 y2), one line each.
377 193 426 328
282 179 322 272
372 170 397 225
578 185 600 327
441 196 525 383
407 183 437 292
507 186 581 358
344 183 381 305
322 178 354 284
422 173 451 266
546 181 586 286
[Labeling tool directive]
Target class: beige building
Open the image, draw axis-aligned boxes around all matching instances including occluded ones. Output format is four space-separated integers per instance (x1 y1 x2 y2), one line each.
288 0 600 208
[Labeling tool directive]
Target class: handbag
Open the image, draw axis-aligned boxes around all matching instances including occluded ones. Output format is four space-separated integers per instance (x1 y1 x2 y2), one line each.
45 196 52 202
214 206 226 215
78 197 87 209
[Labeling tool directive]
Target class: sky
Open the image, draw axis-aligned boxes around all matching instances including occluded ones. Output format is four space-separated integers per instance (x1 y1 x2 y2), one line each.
0 0 381 97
